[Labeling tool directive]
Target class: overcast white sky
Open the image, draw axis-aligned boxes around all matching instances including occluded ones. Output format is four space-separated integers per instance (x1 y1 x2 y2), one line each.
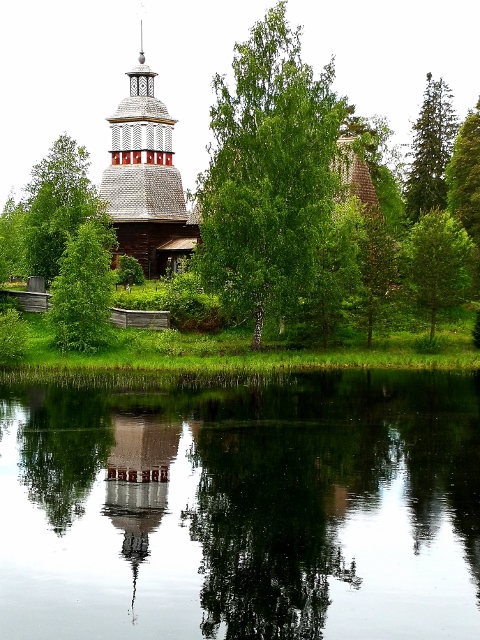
1 0 479 207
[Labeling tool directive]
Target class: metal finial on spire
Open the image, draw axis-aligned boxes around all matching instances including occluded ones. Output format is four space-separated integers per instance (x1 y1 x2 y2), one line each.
139 20 145 64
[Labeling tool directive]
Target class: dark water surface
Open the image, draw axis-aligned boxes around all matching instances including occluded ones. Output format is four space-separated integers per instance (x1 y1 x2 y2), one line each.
1 370 480 639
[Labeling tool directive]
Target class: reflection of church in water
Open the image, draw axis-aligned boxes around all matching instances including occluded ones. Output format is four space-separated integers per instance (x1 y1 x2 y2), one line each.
102 413 182 608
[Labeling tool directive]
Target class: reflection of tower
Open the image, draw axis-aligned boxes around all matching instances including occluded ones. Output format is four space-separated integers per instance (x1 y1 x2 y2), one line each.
102 414 181 620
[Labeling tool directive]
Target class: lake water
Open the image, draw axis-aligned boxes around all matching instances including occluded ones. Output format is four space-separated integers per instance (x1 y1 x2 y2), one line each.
1 370 480 639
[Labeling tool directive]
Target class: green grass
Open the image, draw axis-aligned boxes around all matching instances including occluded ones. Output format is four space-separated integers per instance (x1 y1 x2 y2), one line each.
3 307 480 378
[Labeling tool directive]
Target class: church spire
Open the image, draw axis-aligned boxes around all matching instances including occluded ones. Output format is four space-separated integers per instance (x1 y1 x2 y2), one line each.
139 20 145 65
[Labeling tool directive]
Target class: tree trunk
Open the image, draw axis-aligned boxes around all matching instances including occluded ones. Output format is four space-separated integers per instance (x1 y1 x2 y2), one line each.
251 303 265 351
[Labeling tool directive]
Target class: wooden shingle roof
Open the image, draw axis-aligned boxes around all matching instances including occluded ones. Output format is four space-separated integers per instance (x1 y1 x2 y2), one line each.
99 164 187 222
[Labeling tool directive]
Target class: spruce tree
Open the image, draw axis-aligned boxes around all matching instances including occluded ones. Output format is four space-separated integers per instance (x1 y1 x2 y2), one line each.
446 99 480 245
358 203 397 347
402 209 473 340
405 73 458 222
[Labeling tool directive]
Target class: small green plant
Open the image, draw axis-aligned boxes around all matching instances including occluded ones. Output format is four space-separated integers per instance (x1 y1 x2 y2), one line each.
115 255 145 286
0 294 20 314
152 329 183 356
413 335 448 354
0 308 28 362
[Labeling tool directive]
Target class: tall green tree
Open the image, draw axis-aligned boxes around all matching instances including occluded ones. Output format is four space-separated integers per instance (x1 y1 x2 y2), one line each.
405 73 458 222
446 99 480 246
301 198 362 348
49 219 116 352
402 209 473 340
23 134 105 284
357 202 397 347
194 2 344 350
0 195 26 281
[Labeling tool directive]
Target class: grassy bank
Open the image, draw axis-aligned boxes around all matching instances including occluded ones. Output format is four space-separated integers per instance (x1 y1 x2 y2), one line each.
4 310 480 377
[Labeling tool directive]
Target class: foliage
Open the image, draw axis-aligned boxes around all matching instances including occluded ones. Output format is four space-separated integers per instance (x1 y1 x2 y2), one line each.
446 99 480 246
373 164 406 237
413 334 448 354
473 310 480 349
23 134 107 284
111 272 226 332
115 254 145 286
0 294 20 314
3 307 480 374
405 73 458 222
0 195 26 282
0 250 7 287
341 110 406 237
402 209 474 340
298 198 363 348
194 2 344 350
357 201 398 347
0 308 28 362
49 219 116 352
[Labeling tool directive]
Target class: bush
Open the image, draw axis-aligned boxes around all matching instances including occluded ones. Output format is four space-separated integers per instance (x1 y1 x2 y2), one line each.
0 294 20 314
110 272 227 332
115 255 145 286
0 309 28 362
413 335 448 354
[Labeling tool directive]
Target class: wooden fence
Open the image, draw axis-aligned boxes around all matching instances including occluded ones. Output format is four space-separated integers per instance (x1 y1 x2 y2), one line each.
2 290 51 313
1 290 170 330
110 308 170 330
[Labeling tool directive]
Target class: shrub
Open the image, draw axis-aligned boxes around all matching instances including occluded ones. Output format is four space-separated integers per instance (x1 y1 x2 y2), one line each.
115 255 145 286
0 309 28 362
0 294 20 314
413 335 448 354
110 272 227 332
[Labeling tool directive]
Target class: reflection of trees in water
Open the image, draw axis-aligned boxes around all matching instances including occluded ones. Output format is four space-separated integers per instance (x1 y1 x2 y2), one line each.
17 386 114 535
3 369 480 613
183 414 405 639
392 372 480 602
182 370 480 630
0 388 24 451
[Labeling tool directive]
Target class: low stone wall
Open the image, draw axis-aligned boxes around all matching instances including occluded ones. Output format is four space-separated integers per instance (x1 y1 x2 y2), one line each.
2 289 51 312
1 290 170 330
109 308 170 330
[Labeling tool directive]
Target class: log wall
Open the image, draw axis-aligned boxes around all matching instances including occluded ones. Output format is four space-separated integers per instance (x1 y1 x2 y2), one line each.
114 221 199 279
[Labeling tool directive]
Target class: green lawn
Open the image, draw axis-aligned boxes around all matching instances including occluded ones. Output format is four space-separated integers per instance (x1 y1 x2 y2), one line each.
6 307 480 377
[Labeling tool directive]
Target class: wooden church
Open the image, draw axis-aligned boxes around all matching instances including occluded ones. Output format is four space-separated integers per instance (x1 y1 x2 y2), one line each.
99 50 199 279
99 50 380 280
